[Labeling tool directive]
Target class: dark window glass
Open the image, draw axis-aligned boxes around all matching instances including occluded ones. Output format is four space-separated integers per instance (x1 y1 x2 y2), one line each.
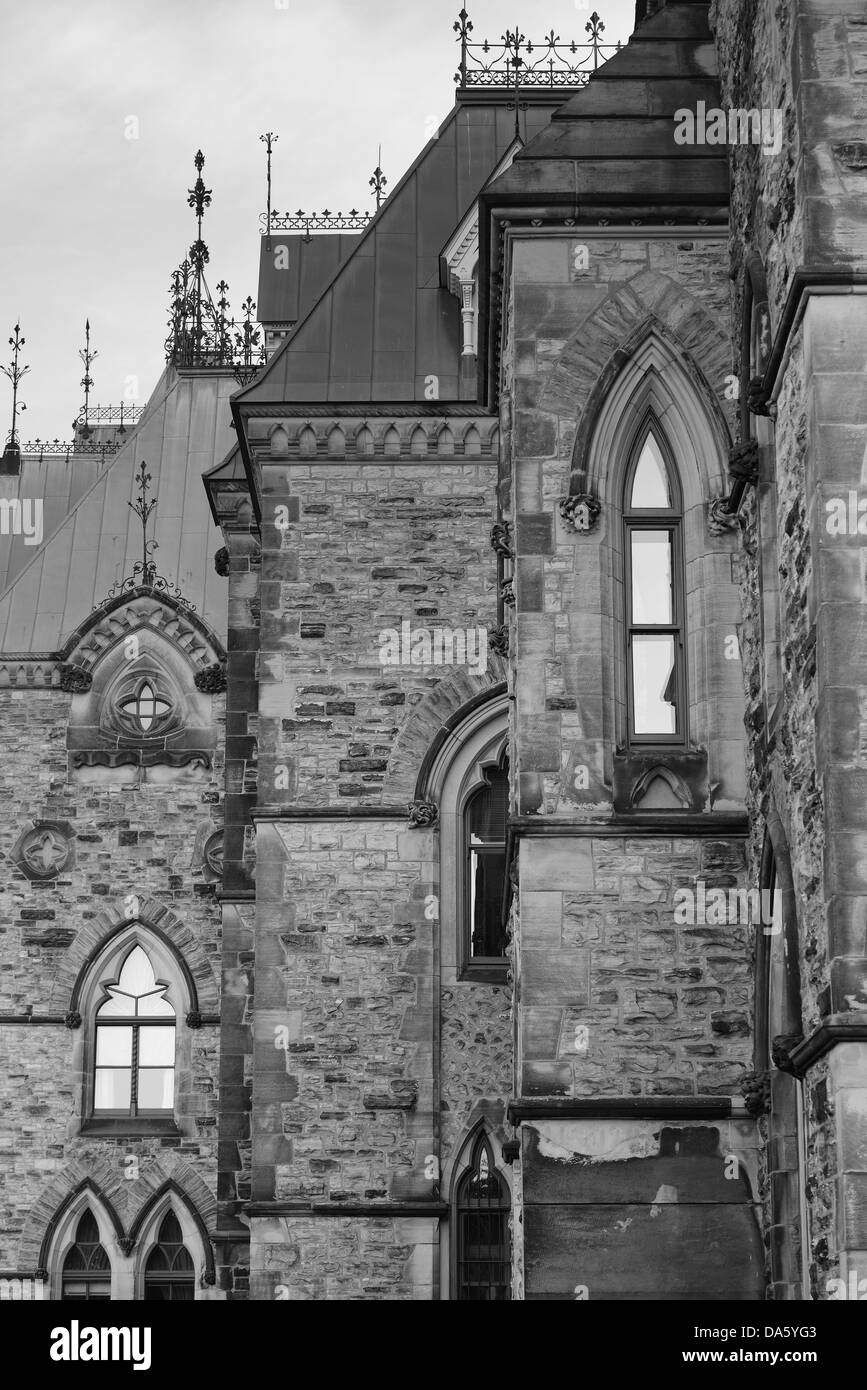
455 1138 510 1301
62 1212 111 1301
144 1212 195 1301
466 762 509 961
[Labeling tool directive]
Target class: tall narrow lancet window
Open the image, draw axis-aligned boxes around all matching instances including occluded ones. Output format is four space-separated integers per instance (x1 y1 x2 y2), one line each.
94 945 176 1115
465 757 509 965
61 1212 111 1301
624 425 687 744
144 1212 195 1301
455 1135 511 1301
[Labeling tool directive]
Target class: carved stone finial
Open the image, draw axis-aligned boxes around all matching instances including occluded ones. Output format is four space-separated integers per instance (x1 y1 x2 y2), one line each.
59 664 93 694
407 800 438 829
214 546 230 577
194 663 227 694
490 521 513 559
560 493 601 534
489 624 509 657
728 439 759 487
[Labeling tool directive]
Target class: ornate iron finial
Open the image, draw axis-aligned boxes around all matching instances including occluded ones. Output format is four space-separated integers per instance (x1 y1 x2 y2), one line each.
2 321 30 455
187 149 213 345
100 460 192 607
77 319 98 438
231 296 266 387
260 132 278 244
370 147 387 211
453 8 619 89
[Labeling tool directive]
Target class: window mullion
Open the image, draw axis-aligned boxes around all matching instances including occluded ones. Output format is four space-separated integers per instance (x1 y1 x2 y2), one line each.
131 1024 140 1116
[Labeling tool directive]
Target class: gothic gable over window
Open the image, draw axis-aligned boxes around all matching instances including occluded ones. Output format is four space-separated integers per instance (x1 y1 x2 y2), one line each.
61 594 224 785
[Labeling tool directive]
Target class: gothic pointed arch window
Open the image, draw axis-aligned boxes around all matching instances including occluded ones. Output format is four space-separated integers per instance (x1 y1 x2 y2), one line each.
61 1211 111 1301
454 1134 510 1300
464 751 509 974
143 1211 195 1302
93 944 176 1116
623 420 687 745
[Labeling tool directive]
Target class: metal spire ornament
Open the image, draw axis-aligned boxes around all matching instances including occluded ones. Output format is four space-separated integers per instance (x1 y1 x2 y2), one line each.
370 147 387 211
101 460 192 608
1 321 30 462
187 150 213 348
77 319 98 438
260 132 278 246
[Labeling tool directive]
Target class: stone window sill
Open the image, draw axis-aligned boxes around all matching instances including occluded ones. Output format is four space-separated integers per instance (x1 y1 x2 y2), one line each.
79 1117 181 1138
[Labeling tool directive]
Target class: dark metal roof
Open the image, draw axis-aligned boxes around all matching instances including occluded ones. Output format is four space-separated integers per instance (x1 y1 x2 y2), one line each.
234 99 564 408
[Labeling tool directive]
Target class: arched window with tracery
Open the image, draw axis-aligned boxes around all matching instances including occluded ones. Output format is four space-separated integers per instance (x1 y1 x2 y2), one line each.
93 944 176 1116
465 754 509 968
623 420 687 745
454 1134 511 1301
61 1211 111 1301
143 1211 195 1301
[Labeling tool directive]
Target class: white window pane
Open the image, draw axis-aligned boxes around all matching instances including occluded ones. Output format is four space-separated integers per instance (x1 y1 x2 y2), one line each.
94 1068 131 1110
97 992 134 1017
95 1025 132 1065
137 990 175 1018
630 434 671 508
138 1068 174 1110
116 946 156 997
632 634 677 734
138 1026 175 1065
631 531 673 624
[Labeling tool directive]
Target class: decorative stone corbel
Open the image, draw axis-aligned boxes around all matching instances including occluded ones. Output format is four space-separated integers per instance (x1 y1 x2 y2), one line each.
407 801 438 829
194 663 227 694
728 439 759 488
214 547 230 577
501 1138 520 1165
747 376 773 419
500 578 516 607
771 1033 804 1076
560 493 601 534
118 1237 135 1257
740 1068 771 1117
186 1010 203 1030
489 624 509 657
707 497 743 538
64 1011 82 1030
59 664 92 694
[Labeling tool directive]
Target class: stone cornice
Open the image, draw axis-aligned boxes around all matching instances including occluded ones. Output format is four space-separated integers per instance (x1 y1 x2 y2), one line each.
784 1016 867 1078
508 1097 740 1123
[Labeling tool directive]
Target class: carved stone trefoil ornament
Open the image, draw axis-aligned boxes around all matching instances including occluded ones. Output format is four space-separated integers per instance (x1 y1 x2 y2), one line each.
560 493 601 534
407 800 438 829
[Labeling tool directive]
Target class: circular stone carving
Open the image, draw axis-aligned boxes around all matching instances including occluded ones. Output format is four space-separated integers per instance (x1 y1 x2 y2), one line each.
20 827 71 879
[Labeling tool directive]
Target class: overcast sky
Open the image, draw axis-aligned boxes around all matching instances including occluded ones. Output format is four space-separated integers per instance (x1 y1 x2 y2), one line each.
0 0 636 443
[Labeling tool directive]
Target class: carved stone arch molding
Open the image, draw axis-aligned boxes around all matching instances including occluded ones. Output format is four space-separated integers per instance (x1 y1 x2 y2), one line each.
385 670 508 805
50 894 219 1015
60 592 226 783
567 316 733 512
21 1159 216 1293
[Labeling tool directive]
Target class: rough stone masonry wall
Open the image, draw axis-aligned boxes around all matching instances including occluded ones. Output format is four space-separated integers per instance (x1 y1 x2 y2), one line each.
712 0 867 1288
250 454 512 1298
0 687 223 1271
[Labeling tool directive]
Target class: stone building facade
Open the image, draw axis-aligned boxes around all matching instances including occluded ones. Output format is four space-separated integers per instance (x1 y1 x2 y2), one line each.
0 0 864 1302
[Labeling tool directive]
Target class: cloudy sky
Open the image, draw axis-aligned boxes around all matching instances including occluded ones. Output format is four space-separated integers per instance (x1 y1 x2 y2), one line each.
0 0 636 443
